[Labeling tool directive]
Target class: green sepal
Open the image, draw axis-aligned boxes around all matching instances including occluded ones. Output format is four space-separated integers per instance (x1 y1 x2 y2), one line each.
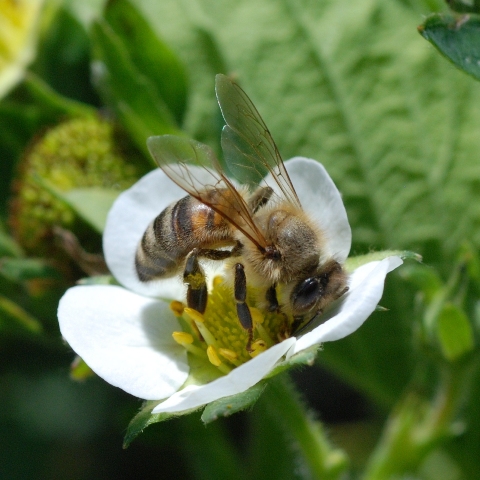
104 0 188 125
0 257 61 283
90 20 181 159
63 188 120 233
345 250 421 273
0 293 43 334
201 381 266 424
436 303 475 361
123 399 197 448
419 13 480 81
268 345 320 378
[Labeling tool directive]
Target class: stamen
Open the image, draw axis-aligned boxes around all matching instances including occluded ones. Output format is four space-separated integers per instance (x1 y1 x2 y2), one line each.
183 307 204 323
170 300 185 317
207 345 232 374
172 331 206 357
206 345 221 366
251 307 275 347
218 348 241 366
249 339 267 358
172 331 193 344
184 307 219 348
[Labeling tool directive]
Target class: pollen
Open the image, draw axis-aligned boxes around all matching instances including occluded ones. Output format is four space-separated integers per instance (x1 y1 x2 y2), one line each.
174 277 290 374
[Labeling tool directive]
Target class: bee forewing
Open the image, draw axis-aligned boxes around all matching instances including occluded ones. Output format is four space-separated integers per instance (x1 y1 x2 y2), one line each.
147 135 268 250
215 74 301 208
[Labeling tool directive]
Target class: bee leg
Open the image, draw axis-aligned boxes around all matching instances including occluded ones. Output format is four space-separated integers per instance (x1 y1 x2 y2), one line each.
198 241 243 261
234 263 253 352
249 186 274 213
184 248 208 314
265 284 279 312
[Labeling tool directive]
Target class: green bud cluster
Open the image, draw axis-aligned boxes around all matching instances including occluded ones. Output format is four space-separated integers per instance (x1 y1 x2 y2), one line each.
10 116 140 255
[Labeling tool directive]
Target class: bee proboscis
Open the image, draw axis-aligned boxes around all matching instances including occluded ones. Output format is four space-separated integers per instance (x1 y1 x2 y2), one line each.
135 74 348 349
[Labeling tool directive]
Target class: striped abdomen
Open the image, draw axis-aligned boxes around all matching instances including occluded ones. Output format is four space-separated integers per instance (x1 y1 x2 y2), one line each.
135 194 234 282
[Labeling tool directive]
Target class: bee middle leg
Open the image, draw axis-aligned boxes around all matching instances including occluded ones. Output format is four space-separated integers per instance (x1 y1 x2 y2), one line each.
183 242 244 313
234 263 253 352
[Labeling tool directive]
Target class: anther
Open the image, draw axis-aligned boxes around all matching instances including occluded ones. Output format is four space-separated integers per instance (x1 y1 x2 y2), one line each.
207 345 232 374
207 345 221 366
218 348 240 366
172 331 206 357
184 308 219 348
170 300 185 317
183 307 205 323
172 331 193 345
249 339 267 358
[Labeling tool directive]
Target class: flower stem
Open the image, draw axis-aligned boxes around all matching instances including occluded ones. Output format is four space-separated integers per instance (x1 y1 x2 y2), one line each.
260 374 348 480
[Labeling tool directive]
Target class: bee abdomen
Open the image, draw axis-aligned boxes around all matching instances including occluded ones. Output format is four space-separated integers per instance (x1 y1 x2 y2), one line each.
135 195 232 282
135 205 181 281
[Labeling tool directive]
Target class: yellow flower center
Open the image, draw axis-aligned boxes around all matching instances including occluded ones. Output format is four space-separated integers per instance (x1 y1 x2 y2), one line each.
171 276 290 374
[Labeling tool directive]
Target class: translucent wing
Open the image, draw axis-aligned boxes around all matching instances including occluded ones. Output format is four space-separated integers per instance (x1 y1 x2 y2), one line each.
215 74 301 208
147 135 268 250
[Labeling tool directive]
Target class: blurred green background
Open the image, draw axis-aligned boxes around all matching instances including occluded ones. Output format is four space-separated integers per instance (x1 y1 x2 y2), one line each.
2 0 480 478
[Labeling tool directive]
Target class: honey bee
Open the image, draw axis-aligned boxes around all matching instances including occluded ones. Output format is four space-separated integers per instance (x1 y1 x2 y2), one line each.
136 74 348 348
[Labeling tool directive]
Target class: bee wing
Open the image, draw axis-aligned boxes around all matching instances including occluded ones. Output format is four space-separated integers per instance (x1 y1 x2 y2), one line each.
215 74 301 208
147 135 268 249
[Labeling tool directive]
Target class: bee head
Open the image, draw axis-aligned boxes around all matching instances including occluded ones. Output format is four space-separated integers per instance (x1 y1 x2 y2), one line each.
290 260 348 318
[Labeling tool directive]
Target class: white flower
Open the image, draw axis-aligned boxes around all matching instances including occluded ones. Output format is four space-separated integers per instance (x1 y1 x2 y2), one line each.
58 157 402 414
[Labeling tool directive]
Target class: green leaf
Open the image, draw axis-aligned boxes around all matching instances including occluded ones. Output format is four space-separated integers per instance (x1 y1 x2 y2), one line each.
0 228 23 258
22 72 97 118
104 0 188 124
201 381 266 424
90 20 182 158
399 264 443 304
0 293 43 334
63 188 120 233
436 303 475 361
0 258 61 282
123 400 197 448
419 13 480 81
445 0 480 14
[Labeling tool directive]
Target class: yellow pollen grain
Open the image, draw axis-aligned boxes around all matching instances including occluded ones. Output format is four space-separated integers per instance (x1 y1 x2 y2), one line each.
172 331 193 345
207 345 222 367
170 300 184 317
183 307 205 323
249 339 267 358
213 275 224 287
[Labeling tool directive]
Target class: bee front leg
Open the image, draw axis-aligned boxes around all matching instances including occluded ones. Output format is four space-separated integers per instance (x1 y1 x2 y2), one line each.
265 284 279 312
184 248 208 314
234 263 253 352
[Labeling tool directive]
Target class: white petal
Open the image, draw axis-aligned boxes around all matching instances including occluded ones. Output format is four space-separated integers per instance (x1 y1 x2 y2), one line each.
58 285 189 400
292 256 403 354
104 168 212 298
152 338 296 413
284 157 352 263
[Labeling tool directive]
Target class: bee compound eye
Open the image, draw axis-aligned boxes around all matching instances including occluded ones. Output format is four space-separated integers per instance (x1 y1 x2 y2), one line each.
292 277 322 313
